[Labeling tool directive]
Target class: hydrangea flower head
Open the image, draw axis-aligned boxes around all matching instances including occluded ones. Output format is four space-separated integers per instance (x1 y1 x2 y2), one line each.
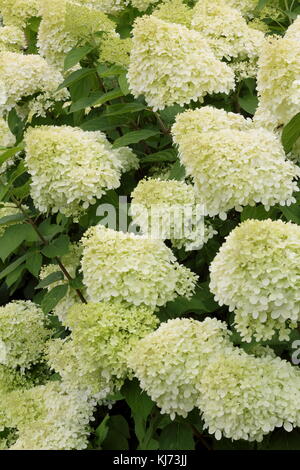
0 301 50 370
127 16 234 110
172 107 300 219
24 126 129 218
81 225 197 307
210 219 300 342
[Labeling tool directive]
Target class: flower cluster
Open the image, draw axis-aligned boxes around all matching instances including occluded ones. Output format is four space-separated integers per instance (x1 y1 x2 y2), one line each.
255 36 300 129
0 26 25 52
128 317 233 419
4 382 95 450
197 350 300 442
81 225 197 307
0 117 15 148
209 219 300 342
24 126 134 218
0 51 67 114
99 34 132 67
191 2 265 79
130 178 215 250
127 16 234 110
47 301 158 400
37 0 115 68
152 0 193 28
0 0 40 28
172 107 300 219
0 301 50 370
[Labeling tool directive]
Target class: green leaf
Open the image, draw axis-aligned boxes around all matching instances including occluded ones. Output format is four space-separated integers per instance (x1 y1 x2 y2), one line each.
0 224 38 262
41 284 68 313
69 92 103 113
118 73 130 96
102 415 130 450
0 142 24 166
113 129 159 148
159 423 195 450
94 415 110 448
41 235 70 258
141 148 177 164
255 0 270 11
0 213 25 225
241 205 279 221
36 271 64 289
0 254 28 281
281 112 300 154
122 379 154 444
92 88 124 106
64 45 95 71
97 64 125 77
280 204 300 224
5 263 25 288
104 102 146 117
80 114 130 131
26 252 43 277
38 220 65 241
57 68 95 91
168 160 185 181
238 95 258 115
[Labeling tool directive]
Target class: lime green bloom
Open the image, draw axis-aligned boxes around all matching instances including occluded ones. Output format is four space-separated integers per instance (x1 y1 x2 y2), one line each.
210 219 300 342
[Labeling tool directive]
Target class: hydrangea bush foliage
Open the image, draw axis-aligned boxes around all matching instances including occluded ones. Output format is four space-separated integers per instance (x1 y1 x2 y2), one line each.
1 0 300 451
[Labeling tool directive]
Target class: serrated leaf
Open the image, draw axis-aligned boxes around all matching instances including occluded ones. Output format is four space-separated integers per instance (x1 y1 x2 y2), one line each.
141 148 177 164
36 271 64 289
118 73 130 95
0 224 38 262
167 160 185 181
0 142 24 166
281 112 300 154
41 284 68 313
26 252 43 277
0 213 25 225
104 102 145 117
0 254 28 280
92 88 124 106
64 45 94 71
80 114 130 131
57 68 95 91
41 235 70 258
238 95 258 115
113 129 159 148
159 423 195 450
69 92 103 113
97 64 125 77
280 204 300 224
5 263 25 287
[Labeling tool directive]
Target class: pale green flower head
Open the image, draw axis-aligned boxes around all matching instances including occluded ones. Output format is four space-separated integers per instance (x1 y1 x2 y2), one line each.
210 219 300 342
47 301 158 401
255 36 300 129
0 26 26 52
37 0 116 68
81 225 198 307
99 34 132 67
127 15 234 110
4 382 95 450
172 106 300 219
24 125 129 218
128 317 234 419
0 0 40 28
0 301 50 370
0 51 66 114
130 178 216 251
197 350 300 442
152 0 193 27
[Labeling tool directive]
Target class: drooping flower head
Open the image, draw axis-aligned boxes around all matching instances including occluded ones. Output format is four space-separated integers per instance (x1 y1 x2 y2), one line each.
127 16 234 110
210 219 300 342
130 178 216 250
0 301 50 370
47 301 158 400
128 317 233 419
81 225 197 307
24 126 133 218
172 106 300 219
0 51 67 114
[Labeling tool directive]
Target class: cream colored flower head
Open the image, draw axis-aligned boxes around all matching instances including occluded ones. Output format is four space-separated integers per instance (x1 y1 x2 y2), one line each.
24 126 133 218
172 106 300 219
81 225 197 307
127 15 234 110
210 219 300 342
